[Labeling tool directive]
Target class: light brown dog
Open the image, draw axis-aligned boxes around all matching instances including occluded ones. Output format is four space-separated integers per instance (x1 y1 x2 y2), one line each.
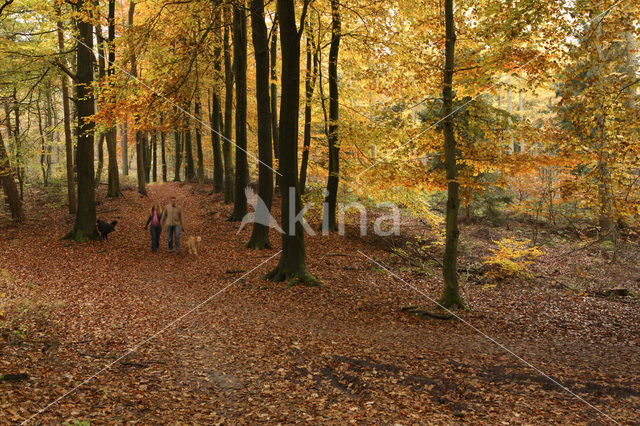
185 235 202 256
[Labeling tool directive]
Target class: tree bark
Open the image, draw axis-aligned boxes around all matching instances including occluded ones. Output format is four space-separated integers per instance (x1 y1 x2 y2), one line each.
299 23 317 193
323 0 341 232
129 1 145 195
211 8 224 193
0 131 24 221
56 11 76 212
247 0 274 249
229 2 248 221
270 17 280 189
173 126 182 181
184 113 195 181
223 5 234 203
67 0 100 241
135 131 147 194
121 122 128 175
440 0 464 309
106 0 121 197
265 0 315 284
161 131 167 182
195 98 205 184
152 131 157 182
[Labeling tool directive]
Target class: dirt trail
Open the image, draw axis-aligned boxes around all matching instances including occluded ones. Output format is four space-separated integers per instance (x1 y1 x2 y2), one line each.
0 182 638 424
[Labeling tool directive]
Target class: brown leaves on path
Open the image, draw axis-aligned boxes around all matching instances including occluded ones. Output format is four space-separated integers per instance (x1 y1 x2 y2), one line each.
0 182 638 424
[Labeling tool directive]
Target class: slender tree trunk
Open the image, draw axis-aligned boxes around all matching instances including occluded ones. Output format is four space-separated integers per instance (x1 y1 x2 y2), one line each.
129 1 145 195
11 93 23 200
440 0 464 309
94 23 106 189
0 132 24 221
122 122 128 175
229 2 248 221
247 0 274 249
223 5 234 204
265 0 315 284
173 127 182 181
161 131 167 182
94 133 105 187
270 18 280 189
211 20 225 193
195 98 205 184
67 0 99 241
184 113 195 181
323 0 341 232
299 24 317 193
56 9 76 213
136 131 147 194
36 93 48 186
144 132 153 182
106 0 121 197
152 132 157 182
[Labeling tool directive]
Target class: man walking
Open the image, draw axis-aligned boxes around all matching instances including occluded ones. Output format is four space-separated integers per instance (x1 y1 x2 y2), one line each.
161 196 185 252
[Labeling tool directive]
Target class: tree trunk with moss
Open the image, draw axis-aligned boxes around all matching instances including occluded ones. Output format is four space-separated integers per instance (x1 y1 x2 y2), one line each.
265 0 316 284
223 5 234 204
67 1 99 241
440 0 464 309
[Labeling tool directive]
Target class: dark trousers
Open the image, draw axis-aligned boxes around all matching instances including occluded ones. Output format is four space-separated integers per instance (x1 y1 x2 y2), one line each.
168 225 180 251
150 225 162 251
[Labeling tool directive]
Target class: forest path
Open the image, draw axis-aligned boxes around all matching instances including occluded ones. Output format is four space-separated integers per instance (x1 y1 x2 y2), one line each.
0 182 638 424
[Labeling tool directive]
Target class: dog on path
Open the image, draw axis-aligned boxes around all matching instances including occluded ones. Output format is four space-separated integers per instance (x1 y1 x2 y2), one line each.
97 220 117 241
185 235 202 256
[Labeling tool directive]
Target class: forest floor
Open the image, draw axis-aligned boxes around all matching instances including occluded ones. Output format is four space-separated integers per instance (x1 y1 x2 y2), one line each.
0 181 638 424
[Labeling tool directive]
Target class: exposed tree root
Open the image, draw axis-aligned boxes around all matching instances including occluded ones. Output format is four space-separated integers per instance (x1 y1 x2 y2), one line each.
264 267 319 287
401 305 454 320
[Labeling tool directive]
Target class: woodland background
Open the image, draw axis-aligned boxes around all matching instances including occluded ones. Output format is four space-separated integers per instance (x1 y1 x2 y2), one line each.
0 0 639 423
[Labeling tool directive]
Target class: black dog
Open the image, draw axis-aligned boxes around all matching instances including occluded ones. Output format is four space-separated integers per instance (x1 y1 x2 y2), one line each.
97 220 118 241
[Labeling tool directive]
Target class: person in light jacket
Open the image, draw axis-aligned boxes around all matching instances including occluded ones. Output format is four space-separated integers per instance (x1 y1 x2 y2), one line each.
161 196 185 253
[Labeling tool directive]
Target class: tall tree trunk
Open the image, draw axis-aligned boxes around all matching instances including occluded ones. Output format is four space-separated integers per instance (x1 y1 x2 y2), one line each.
152 131 157 182
195 98 205 184
270 18 280 189
144 132 153 182
229 2 248 221
94 133 105 187
11 92 23 200
106 0 121 197
184 114 195 181
440 0 464 309
94 23 106 189
0 132 24 221
36 93 48 186
211 10 225 194
129 0 145 195
323 0 341 232
121 122 128 175
247 0 274 249
265 0 315 284
136 131 147 194
56 7 76 213
173 127 182 181
161 131 167 182
67 0 99 241
223 5 234 204
299 24 317 193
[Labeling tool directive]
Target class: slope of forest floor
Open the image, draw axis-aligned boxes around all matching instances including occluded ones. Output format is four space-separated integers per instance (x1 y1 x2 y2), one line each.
1 182 638 424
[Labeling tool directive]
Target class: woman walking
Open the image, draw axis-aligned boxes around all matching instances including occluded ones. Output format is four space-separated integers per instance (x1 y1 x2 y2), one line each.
144 204 163 251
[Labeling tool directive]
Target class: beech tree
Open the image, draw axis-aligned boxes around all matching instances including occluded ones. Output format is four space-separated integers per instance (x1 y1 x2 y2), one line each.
66 0 99 241
229 1 248 221
247 0 274 249
265 0 316 284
